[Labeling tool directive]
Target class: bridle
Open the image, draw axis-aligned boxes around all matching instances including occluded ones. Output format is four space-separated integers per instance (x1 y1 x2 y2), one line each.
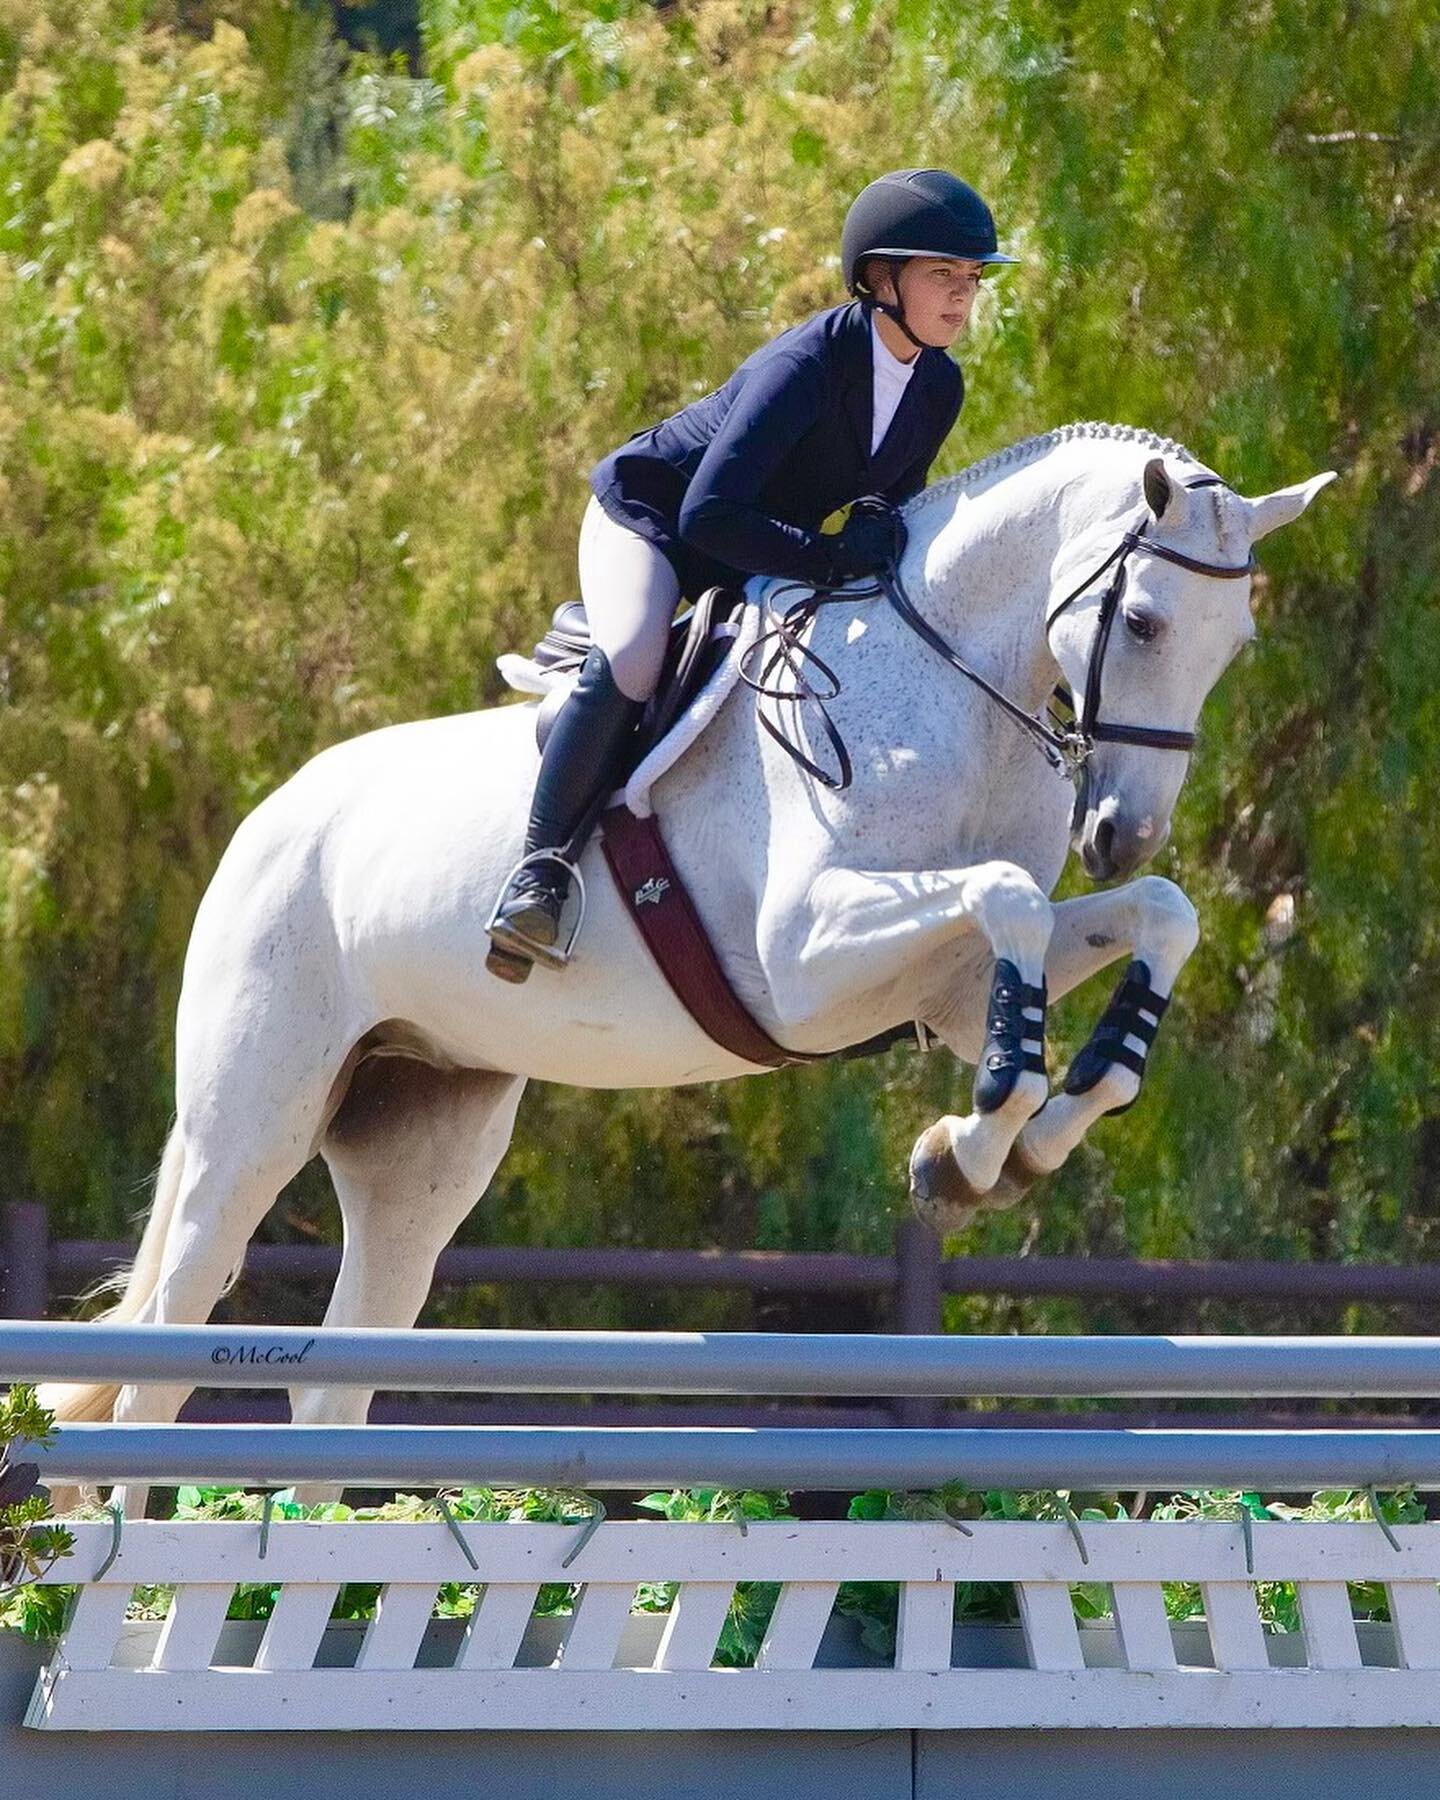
1042 472 1255 773
740 472 1256 805
883 471 1256 782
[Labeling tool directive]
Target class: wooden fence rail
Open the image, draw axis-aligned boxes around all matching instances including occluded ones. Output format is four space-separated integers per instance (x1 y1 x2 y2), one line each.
8 1200 1440 1431
10 1201 1440 1327
27 1516 1440 1733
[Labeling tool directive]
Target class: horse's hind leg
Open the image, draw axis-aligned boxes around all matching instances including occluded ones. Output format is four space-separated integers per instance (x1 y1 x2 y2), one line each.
107 986 354 1514
287 1058 525 1503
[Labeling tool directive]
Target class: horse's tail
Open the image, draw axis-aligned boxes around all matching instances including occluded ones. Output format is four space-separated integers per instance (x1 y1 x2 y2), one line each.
35 1125 187 1425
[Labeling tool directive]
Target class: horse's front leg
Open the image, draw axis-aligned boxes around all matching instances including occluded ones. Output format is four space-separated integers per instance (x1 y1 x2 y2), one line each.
765 861 1055 1214
919 875 1198 1234
1008 874 1200 1182
910 871 1202 1238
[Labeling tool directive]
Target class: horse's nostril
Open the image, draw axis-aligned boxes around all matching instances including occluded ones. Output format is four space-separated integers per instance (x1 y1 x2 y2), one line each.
1093 816 1116 863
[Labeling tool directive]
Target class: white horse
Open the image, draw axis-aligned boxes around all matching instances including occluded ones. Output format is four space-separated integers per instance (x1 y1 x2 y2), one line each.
40 421 1333 1504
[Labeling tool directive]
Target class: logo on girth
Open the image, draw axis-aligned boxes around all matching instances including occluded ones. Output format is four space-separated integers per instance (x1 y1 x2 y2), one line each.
634 876 671 908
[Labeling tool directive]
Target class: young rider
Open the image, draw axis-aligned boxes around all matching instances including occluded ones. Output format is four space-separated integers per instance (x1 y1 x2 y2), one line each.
487 167 1017 981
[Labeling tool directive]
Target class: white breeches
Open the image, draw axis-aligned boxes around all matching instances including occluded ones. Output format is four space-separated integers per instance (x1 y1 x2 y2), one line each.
579 492 683 702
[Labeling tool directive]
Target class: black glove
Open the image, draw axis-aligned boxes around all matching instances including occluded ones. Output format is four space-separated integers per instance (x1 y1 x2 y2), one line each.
825 495 908 584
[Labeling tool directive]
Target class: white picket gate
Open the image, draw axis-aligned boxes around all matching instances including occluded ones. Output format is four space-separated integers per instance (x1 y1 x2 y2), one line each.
24 1515 1440 1731
14 1322 1440 1734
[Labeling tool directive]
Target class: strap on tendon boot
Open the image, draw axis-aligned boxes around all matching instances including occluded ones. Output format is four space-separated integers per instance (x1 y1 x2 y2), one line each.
486 646 644 981
972 958 1048 1114
1062 959 1170 1116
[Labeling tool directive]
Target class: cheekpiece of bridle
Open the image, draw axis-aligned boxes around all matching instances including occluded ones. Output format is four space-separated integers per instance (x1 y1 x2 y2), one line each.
1045 473 1255 767
739 472 1256 808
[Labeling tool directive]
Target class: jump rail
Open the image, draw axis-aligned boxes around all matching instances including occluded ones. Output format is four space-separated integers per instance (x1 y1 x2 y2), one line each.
14 1319 1440 1394
11 1324 1440 1732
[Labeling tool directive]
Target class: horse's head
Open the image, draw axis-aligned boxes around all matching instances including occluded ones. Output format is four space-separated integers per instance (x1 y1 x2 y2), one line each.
1047 455 1337 881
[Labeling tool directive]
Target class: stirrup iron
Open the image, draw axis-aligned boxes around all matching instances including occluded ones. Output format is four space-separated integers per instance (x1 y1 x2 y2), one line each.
485 849 588 972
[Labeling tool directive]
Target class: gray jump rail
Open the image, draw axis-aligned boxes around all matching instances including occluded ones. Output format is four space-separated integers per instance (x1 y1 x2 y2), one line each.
11 1322 1440 1491
13 1319 1440 1394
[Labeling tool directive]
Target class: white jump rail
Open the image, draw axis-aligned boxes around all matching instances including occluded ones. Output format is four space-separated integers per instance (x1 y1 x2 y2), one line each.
10 1323 1440 1731
22 1516 1440 1731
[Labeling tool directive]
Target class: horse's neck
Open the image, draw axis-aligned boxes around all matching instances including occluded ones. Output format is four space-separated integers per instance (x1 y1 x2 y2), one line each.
912 440 1130 714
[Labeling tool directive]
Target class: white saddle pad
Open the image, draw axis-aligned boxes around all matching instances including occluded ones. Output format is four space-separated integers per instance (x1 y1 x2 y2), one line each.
495 575 781 819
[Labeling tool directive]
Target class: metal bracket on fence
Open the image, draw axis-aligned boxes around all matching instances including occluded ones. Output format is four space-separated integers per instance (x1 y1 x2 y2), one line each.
561 1495 607 1569
93 1503 124 1581
434 1491 480 1572
258 1491 276 1561
1366 1485 1404 1554
1233 1503 1255 1576
724 1495 750 1539
1055 1492 1090 1566
921 1495 973 1536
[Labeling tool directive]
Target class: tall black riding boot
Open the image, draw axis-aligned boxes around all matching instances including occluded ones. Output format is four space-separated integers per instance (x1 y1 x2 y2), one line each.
487 646 643 977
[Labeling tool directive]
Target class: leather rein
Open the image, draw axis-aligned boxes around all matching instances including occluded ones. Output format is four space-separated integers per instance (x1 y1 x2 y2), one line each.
739 472 1255 794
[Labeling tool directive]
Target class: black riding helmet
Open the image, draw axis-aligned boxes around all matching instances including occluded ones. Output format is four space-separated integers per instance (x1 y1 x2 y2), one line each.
842 168 1018 351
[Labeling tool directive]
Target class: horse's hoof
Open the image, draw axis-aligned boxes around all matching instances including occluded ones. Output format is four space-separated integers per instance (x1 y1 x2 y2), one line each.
908 1120 985 1237
980 1138 1048 1214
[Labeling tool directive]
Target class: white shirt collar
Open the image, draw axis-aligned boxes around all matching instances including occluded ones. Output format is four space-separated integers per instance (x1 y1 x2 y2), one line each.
870 310 920 377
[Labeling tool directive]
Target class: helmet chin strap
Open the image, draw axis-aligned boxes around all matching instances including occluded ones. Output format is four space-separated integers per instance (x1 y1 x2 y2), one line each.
868 258 934 353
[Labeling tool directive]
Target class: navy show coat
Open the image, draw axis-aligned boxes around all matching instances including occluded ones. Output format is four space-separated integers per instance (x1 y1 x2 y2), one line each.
588 298 964 598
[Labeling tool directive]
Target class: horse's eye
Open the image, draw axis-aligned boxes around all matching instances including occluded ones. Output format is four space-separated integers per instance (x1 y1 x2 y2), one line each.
1124 609 1160 643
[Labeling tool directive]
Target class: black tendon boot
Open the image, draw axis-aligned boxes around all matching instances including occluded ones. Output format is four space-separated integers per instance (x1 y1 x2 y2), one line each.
487 646 644 980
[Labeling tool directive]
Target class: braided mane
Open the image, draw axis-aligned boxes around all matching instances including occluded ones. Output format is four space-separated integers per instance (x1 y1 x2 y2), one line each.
908 420 1207 517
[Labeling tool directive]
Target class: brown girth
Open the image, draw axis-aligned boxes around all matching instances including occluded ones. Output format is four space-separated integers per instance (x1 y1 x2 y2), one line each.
599 806 823 1070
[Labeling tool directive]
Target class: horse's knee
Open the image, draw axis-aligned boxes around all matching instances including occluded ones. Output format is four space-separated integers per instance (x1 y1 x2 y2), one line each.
964 862 1054 964
1130 876 1199 964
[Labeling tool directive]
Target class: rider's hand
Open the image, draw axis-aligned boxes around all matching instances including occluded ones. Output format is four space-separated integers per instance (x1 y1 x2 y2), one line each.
825 495 907 584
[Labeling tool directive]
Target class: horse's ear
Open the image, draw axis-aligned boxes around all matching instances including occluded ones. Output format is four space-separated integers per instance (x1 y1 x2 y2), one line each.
1142 457 1173 520
1243 469 1339 543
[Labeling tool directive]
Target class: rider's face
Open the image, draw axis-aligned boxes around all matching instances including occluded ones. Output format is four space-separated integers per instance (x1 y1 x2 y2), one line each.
870 257 986 352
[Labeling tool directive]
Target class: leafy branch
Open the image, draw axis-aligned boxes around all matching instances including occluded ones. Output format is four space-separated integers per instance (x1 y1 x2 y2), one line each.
0 1385 74 1601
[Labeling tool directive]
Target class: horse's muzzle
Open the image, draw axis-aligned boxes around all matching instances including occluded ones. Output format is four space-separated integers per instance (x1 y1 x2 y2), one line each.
1079 803 1165 883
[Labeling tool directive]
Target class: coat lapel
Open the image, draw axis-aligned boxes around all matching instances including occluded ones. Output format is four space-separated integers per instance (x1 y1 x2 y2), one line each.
838 301 947 490
839 302 874 468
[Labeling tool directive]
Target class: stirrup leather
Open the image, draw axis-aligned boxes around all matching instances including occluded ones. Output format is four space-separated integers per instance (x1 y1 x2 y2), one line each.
485 849 588 971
